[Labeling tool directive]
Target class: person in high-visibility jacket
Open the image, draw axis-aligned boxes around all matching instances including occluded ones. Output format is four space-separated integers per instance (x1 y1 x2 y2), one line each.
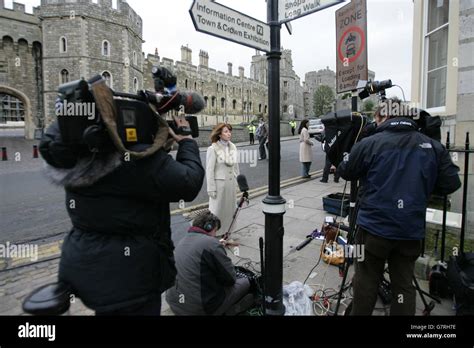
289 119 297 136
247 123 256 145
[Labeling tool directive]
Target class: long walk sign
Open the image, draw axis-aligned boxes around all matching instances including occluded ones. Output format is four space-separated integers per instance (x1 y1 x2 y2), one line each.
279 0 345 23
190 0 271 52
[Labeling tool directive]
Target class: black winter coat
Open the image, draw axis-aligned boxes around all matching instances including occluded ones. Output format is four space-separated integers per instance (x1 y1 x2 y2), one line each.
338 118 461 241
40 122 205 312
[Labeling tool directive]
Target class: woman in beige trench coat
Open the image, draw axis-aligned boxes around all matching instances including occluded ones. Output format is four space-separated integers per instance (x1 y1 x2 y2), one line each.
299 119 314 179
206 123 240 237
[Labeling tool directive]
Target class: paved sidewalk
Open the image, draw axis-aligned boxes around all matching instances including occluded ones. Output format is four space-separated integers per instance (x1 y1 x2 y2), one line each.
0 176 456 316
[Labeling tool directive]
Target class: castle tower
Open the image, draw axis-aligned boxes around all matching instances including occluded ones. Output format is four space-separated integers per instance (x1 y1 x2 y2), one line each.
37 0 144 126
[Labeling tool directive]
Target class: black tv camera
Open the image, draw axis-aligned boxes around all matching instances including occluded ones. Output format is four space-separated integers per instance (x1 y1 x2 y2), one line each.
358 79 393 100
56 67 202 152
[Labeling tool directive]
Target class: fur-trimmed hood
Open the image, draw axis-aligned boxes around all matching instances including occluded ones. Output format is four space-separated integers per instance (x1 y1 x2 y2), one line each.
44 152 123 189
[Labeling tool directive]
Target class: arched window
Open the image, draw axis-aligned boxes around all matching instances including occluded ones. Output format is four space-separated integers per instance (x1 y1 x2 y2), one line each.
0 93 25 123
259 104 262 113
102 71 113 88
185 79 188 89
243 102 247 111
60 37 67 53
265 105 268 114
283 105 288 113
232 100 237 110
60 69 69 84
221 98 225 108
133 51 137 66
102 40 110 57
211 96 216 108
133 77 139 92
194 82 197 90
204 96 208 108
249 102 252 112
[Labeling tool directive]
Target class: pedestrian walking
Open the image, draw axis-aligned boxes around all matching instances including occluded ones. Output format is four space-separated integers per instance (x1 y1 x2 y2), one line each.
247 123 256 145
256 119 268 160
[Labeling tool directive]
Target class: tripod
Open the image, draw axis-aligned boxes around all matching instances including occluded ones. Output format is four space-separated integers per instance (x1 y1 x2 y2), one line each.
334 187 442 316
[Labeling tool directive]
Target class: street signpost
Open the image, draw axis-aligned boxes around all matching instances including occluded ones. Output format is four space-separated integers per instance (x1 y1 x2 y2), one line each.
334 0 367 316
336 0 368 94
190 0 346 316
190 0 271 52
279 0 344 23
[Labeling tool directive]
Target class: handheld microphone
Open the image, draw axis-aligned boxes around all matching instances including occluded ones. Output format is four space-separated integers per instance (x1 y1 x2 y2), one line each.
237 175 249 192
296 237 313 251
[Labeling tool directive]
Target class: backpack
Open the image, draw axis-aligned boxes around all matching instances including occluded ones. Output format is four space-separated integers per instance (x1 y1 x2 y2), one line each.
447 253 474 315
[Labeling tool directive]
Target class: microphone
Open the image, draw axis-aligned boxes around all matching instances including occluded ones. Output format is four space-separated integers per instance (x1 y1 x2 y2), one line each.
237 175 249 192
157 91 205 115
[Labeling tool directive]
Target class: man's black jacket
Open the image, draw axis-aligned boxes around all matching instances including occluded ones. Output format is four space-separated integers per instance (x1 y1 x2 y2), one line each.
338 117 461 241
40 122 205 312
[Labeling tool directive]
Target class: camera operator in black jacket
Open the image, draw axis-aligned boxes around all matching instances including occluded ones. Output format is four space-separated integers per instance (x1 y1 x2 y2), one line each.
40 115 205 315
338 99 461 316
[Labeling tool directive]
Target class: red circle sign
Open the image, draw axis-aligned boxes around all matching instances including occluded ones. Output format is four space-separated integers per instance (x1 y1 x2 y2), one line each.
338 26 366 64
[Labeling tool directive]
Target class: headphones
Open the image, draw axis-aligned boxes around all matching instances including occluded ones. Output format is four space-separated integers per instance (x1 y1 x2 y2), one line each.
203 214 221 233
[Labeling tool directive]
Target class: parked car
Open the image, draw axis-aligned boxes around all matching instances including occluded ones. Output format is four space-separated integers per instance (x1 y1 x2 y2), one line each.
308 118 325 137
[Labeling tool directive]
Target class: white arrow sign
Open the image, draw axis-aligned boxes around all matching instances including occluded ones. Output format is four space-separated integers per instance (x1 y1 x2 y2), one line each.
190 0 271 52
279 0 345 24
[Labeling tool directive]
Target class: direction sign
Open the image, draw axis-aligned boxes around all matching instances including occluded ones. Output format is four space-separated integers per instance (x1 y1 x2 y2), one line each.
278 0 345 24
190 0 271 52
336 0 368 93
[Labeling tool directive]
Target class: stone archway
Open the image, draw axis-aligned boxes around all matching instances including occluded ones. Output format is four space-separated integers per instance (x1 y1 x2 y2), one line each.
0 86 33 139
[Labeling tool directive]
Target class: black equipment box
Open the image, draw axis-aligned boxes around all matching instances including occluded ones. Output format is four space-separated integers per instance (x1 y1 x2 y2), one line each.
323 193 349 217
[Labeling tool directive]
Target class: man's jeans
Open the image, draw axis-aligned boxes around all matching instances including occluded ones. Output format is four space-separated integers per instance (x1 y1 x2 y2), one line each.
322 155 340 182
259 136 267 159
350 228 421 316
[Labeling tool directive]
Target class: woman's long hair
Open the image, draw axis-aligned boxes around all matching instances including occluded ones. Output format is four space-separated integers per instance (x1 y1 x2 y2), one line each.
210 123 233 143
298 119 309 135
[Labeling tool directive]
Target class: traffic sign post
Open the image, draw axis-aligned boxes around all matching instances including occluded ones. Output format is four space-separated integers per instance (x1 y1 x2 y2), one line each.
190 0 271 52
262 0 286 316
279 0 344 23
189 0 346 316
336 0 368 94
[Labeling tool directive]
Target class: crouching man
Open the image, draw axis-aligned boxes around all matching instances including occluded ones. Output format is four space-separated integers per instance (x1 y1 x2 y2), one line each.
166 211 253 315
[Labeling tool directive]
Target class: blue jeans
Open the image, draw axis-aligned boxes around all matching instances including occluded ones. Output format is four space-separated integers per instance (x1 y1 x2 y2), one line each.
301 162 311 177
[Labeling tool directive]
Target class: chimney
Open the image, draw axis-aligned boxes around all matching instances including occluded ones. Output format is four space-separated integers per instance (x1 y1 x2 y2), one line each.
155 48 159 57
199 50 209 68
239 66 244 78
99 0 113 7
187 47 192 64
181 46 192 64
227 62 233 76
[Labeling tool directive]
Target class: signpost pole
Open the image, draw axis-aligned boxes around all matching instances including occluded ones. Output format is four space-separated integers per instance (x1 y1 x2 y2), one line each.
263 0 286 316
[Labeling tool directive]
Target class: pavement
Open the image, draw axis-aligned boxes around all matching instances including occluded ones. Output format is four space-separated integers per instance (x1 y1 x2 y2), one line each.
0 172 457 316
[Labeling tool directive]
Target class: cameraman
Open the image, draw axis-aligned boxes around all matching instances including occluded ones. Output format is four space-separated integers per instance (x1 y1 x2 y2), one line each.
338 99 461 316
39 115 205 315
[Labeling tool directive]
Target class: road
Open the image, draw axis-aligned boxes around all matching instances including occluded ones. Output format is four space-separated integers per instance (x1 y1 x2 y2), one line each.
0 138 327 243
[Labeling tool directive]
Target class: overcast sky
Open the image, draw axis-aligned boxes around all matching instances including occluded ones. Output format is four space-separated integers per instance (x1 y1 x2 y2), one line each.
4 0 414 99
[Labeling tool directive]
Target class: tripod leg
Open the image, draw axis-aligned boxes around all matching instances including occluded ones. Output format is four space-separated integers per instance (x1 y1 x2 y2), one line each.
413 276 436 316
